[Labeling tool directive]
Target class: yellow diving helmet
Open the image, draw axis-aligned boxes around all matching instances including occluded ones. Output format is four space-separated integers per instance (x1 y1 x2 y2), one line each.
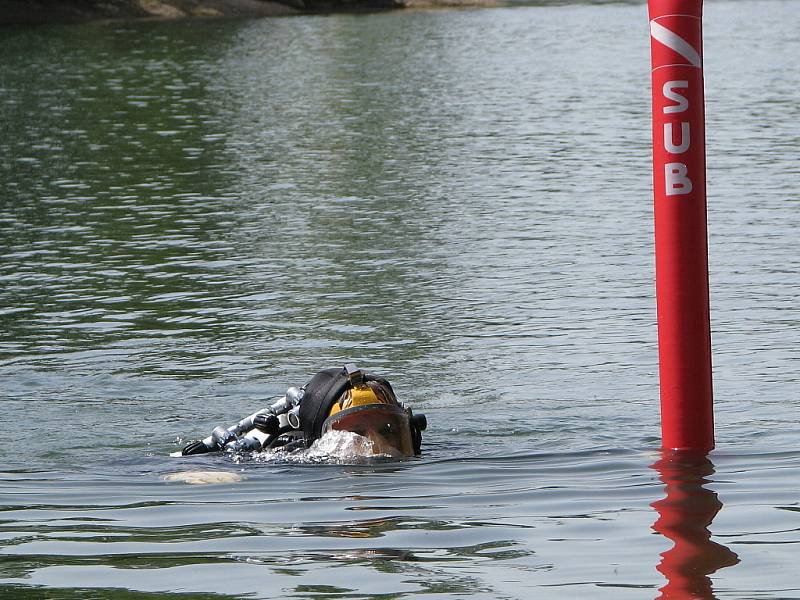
299 364 426 457
321 381 415 457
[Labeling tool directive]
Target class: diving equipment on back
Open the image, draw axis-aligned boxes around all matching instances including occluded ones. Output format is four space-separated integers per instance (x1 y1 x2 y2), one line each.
179 364 427 458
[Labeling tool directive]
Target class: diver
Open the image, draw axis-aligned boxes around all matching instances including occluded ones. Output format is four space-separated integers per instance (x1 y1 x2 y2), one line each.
179 364 427 458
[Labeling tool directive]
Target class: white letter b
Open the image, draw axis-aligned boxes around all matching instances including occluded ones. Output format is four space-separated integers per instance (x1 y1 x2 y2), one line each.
665 163 693 196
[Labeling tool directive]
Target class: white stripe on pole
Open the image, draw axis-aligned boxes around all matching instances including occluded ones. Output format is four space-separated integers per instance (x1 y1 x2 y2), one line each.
650 21 702 68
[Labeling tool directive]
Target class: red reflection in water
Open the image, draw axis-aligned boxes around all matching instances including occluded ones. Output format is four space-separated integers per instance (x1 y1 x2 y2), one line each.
651 452 740 599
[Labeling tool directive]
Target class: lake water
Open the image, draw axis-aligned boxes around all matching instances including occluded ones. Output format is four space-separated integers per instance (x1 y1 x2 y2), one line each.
1 1 799 597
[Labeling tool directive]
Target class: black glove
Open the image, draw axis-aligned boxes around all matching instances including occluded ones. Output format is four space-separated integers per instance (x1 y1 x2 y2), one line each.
253 413 280 435
181 440 212 456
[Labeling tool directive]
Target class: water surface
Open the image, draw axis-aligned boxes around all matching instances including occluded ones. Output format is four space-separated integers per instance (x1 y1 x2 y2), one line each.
1 1 799 597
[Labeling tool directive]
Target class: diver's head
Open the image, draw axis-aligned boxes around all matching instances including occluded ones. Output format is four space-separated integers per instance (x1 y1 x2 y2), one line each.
322 381 413 457
299 365 426 457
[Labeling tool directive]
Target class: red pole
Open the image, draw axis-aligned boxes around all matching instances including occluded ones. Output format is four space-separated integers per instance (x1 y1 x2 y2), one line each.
648 0 714 452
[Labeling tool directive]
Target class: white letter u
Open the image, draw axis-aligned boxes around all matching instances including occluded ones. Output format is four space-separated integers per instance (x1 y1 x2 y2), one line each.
664 122 690 154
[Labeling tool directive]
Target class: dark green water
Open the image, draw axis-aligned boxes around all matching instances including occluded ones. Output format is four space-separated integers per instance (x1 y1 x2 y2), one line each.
1 1 799 598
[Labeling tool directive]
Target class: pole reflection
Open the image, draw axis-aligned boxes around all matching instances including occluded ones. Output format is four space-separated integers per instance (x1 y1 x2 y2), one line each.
651 452 740 599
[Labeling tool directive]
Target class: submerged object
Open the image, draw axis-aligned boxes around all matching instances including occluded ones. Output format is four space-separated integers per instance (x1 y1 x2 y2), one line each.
162 470 244 485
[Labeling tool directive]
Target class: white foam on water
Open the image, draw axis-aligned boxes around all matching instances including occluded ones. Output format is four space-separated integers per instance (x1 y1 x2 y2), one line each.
248 430 386 464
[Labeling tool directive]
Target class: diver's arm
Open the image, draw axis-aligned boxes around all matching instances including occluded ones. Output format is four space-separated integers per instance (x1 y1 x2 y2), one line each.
180 407 274 455
180 390 302 456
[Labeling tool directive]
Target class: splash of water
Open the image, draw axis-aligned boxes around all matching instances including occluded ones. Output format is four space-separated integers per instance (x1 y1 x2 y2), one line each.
247 430 383 464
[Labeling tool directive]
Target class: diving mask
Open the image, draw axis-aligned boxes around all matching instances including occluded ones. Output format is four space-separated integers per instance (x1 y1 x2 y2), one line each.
321 403 415 457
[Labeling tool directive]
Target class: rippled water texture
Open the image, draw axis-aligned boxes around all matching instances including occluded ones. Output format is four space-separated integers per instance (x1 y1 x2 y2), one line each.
1 1 799 597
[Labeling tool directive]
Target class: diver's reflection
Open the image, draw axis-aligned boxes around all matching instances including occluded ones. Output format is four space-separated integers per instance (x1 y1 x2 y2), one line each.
651 452 739 600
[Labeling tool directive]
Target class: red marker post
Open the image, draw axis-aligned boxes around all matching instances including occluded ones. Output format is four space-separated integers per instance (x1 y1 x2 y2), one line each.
649 0 714 452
